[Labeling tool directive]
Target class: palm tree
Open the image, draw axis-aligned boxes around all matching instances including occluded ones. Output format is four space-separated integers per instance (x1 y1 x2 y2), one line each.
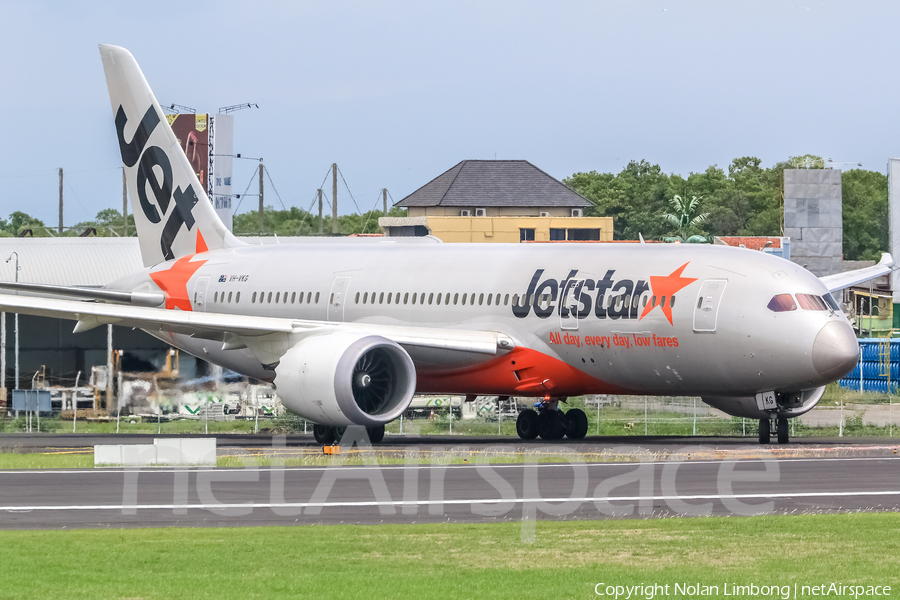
662 195 709 243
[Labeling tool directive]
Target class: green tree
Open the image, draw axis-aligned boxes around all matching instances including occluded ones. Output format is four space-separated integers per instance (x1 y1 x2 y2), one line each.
565 160 672 240
662 195 709 242
69 209 135 237
0 211 48 237
232 206 406 236
790 154 825 169
841 169 888 261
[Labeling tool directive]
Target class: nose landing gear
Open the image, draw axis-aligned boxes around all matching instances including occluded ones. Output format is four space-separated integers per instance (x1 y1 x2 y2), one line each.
758 416 790 444
776 417 789 444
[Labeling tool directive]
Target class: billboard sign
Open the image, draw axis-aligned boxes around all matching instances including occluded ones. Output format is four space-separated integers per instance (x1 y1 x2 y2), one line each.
166 114 209 190
209 114 234 231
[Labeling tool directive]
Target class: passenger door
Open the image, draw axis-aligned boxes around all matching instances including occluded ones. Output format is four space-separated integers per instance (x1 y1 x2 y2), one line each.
693 279 727 333
327 277 351 321
193 276 210 312
559 278 584 331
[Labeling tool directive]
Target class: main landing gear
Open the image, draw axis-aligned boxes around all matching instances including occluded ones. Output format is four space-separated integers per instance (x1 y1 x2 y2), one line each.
516 399 588 441
313 424 385 444
758 416 790 444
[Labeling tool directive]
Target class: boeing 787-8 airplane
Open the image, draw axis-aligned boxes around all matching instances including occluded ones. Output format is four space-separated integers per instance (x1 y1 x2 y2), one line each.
0 45 889 445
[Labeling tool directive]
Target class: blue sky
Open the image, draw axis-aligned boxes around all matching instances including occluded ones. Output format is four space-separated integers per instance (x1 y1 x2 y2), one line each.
0 1 896 225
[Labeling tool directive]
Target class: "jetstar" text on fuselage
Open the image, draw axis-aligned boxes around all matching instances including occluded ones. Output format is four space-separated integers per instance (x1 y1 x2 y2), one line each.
511 263 697 325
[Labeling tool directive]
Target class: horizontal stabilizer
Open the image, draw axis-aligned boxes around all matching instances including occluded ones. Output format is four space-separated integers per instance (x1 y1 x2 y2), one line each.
0 281 164 306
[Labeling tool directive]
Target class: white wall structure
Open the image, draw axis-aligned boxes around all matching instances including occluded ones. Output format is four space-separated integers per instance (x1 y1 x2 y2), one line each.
209 114 234 232
889 158 900 304
94 438 216 466
784 169 843 277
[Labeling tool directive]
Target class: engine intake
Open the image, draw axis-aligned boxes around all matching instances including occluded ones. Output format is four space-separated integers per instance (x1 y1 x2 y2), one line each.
275 332 416 427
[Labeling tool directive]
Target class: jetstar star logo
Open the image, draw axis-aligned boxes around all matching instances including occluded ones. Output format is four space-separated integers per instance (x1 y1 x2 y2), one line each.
149 232 209 311
512 262 697 326
639 262 698 325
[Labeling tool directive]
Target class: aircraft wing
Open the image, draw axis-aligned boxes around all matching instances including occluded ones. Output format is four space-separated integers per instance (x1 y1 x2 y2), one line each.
818 253 894 293
0 292 512 361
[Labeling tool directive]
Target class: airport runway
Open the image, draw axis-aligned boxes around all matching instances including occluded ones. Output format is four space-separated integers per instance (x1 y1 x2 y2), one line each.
0 435 899 530
3 431 900 455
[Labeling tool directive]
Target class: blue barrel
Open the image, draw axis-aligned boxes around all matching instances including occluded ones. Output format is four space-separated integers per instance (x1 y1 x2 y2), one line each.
858 339 900 362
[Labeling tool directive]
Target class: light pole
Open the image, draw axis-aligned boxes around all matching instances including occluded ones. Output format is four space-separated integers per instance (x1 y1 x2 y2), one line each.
5 252 19 391
825 158 862 169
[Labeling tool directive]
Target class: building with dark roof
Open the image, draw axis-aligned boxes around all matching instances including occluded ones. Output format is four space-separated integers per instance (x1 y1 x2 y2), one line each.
396 160 591 217
381 160 612 243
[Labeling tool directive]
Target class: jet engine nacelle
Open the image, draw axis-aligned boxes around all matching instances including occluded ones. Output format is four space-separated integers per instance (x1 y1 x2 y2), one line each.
702 386 826 420
274 332 416 427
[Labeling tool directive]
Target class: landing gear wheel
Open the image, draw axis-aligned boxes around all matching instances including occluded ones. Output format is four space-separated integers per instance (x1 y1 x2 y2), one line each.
516 409 539 440
313 424 336 445
777 417 789 444
758 418 770 444
538 410 565 440
333 426 347 443
565 409 589 439
367 425 385 444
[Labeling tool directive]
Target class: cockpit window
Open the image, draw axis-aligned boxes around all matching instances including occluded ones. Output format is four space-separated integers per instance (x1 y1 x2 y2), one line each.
822 293 841 312
797 293 827 311
767 294 797 312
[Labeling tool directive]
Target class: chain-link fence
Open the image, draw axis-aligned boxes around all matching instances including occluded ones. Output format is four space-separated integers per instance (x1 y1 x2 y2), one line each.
1 384 896 439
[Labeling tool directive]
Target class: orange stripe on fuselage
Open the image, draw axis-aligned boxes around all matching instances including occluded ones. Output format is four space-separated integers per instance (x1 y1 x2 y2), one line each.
415 346 633 397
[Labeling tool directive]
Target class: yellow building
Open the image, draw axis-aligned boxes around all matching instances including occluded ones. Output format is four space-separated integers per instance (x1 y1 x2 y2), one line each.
379 215 612 243
379 160 611 243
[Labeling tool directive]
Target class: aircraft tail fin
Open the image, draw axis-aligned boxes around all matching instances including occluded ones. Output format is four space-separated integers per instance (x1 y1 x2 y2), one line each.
99 44 243 267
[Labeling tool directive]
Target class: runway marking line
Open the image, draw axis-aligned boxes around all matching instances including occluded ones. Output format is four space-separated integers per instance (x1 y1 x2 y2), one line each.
0 454 898 475
2 490 900 512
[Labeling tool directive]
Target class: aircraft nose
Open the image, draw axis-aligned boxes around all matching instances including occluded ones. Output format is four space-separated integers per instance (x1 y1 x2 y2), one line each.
812 321 859 379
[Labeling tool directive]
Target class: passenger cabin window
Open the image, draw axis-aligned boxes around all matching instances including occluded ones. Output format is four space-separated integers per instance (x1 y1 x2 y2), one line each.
767 294 797 312
797 293 827 311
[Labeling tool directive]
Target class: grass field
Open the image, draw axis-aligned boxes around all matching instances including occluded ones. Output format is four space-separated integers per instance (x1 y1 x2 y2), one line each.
0 452 92 469
0 514 897 599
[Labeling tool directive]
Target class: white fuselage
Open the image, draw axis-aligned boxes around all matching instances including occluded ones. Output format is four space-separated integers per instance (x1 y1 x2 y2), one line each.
109 241 857 402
